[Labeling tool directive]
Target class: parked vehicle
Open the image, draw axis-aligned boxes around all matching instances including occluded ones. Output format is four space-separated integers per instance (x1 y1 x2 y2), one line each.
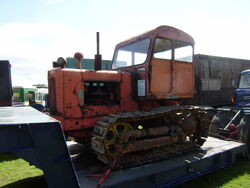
12 87 37 106
12 86 48 107
48 26 211 167
210 69 250 158
232 69 250 107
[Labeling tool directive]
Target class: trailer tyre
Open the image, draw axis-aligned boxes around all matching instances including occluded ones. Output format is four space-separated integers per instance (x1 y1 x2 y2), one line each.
237 115 250 159
209 111 236 134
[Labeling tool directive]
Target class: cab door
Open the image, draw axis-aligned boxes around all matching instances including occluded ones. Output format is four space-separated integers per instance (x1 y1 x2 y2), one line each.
150 38 173 98
150 38 194 99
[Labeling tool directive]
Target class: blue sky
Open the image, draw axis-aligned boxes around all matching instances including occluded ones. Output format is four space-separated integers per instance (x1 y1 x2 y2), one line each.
0 0 250 86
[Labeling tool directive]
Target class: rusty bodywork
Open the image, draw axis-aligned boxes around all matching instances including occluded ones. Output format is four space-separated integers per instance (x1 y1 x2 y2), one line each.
48 69 138 139
48 26 209 167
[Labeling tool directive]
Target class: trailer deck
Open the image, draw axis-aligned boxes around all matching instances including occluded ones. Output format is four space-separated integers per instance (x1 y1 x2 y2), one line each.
0 107 247 188
75 136 245 188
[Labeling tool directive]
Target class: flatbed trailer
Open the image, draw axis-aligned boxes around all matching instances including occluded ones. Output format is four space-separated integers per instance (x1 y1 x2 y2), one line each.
0 107 247 188
75 137 245 188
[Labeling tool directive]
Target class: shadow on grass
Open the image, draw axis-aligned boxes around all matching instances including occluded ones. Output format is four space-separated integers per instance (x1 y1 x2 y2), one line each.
177 158 250 188
0 153 18 162
2 175 47 188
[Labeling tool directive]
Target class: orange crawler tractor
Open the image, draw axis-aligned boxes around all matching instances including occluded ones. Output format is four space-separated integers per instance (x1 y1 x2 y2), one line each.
48 26 209 167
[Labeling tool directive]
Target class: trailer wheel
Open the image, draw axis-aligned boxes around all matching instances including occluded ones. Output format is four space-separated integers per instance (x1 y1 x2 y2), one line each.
237 115 250 159
209 111 236 134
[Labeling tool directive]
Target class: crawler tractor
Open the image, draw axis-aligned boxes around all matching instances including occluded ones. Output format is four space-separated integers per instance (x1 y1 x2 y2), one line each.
48 26 209 168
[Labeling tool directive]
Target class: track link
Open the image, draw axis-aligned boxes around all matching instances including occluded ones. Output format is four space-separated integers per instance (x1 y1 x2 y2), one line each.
91 105 209 169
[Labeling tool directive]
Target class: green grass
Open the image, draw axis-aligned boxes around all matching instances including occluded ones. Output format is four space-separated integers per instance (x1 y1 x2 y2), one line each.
0 153 249 188
0 153 46 188
177 158 250 188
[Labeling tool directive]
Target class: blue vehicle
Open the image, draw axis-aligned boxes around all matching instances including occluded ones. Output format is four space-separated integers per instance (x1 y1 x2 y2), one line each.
233 69 250 107
210 69 250 159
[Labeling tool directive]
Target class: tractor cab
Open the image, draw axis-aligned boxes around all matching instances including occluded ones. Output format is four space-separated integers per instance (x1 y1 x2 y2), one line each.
233 70 250 107
111 26 195 100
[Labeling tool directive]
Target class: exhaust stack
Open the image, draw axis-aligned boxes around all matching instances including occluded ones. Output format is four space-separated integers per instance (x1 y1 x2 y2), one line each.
94 32 102 70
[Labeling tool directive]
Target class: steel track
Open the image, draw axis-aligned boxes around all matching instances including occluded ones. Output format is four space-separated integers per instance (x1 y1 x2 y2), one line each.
91 105 209 169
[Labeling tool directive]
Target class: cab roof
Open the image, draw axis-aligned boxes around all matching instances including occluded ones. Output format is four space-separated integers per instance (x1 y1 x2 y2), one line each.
115 25 195 48
241 70 250 75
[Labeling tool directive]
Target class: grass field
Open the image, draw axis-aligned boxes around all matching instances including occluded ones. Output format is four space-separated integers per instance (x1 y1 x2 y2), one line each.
0 152 249 188
0 153 46 188
178 158 250 188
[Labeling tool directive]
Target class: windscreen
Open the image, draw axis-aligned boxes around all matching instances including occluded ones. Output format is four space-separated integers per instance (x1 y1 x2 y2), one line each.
239 73 250 88
112 38 150 69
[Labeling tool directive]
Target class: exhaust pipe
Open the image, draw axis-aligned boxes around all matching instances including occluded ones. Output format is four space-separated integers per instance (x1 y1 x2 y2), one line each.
94 32 102 70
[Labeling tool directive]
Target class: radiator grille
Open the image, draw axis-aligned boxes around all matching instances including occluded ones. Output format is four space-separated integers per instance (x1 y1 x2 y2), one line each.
243 95 250 101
